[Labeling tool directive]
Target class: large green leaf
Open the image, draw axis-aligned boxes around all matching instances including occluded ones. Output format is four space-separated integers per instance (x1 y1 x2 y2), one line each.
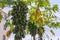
52 4 58 12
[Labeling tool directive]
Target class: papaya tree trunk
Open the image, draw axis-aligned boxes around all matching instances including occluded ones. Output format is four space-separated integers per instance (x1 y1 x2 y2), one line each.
15 37 22 40
15 35 22 40
33 35 35 40
38 33 43 40
38 28 43 40
20 37 22 40
39 35 42 40
38 27 45 40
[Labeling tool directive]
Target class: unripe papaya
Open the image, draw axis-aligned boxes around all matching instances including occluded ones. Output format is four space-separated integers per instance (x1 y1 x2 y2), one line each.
50 30 55 35
6 30 11 37
35 9 41 19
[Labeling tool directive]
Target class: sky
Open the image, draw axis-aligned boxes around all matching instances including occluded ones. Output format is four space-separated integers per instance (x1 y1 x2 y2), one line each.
2 0 60 40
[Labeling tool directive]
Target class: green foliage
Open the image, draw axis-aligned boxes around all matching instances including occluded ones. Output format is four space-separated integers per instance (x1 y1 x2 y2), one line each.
0 0 59 40
26 0 34 5
26 0 58 40
28 22 37 36
52 4 58 12
4 20 15 31
0 0 12 8
38 0 50 7
10 1 28 40
4 20 10 27
0 13 3 22
48 22 60 28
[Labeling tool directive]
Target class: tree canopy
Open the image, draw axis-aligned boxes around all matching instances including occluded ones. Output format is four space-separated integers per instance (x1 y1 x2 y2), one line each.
0 0 59 40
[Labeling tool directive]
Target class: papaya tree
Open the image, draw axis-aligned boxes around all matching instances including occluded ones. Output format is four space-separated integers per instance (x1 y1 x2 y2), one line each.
26 0 59 40
3 0 28 40
10 1 28 40
0 0 28 40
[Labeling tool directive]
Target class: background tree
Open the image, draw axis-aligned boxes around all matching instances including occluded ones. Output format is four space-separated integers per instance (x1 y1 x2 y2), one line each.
11 1 28 40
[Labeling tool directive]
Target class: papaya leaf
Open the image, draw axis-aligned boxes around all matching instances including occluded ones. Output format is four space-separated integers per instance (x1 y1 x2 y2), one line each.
52 4 58 12
0 13 3 22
